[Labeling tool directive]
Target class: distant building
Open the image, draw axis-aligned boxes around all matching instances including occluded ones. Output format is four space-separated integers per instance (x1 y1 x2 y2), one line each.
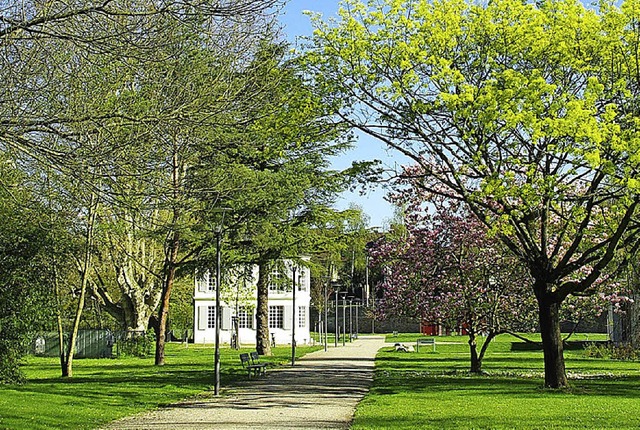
193 259 311 346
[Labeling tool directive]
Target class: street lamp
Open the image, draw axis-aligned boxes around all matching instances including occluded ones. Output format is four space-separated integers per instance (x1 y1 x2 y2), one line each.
323 269 331 352
365 254 370 307
355 299 359 339
348 296 354 342
291 264 297 366
214 226 222 395
334 287 339 347
341 291 347 346
365 227 381 332
213 208 230 396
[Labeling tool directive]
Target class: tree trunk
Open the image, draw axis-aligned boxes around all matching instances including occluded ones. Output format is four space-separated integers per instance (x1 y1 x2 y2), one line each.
155 146 182 366
537 294 568 388
155 229 179 366
468 332 482 373
256 262 271 356
63 193 97 377
53 266 67 376
478 331 498 370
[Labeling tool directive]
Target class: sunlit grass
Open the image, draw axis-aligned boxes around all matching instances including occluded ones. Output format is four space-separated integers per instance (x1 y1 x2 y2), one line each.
0 343 319 430
353 333 638 429
3 333 632 429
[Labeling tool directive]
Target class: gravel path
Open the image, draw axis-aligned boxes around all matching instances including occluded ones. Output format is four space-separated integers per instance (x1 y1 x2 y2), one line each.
103 336 387 430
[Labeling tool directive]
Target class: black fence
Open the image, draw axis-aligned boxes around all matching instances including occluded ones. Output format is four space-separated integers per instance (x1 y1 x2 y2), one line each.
311 305 420 336
32 330 154 359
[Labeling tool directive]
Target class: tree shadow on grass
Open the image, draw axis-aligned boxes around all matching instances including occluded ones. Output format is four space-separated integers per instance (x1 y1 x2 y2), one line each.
372 370 640 400
15 367 221 404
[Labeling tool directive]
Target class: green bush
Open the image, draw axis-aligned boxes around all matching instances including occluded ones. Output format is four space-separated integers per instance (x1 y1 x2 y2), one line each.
116 332 155 358
584 342 640 361
583 342 610 359
610 344 640 361
0 340 26 384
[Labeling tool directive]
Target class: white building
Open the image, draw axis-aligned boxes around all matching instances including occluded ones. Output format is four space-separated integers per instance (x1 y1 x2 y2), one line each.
193 260 311 346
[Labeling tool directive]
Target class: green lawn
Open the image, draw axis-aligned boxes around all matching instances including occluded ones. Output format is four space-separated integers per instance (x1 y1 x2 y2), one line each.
352 333 639 429
4 334 637 429
0 343 319 430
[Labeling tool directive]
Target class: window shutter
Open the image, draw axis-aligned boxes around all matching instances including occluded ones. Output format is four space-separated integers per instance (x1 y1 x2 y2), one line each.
197 272 209 292
197 306 208 330
298 270 307 291
283 306 293 330
221 307 231 330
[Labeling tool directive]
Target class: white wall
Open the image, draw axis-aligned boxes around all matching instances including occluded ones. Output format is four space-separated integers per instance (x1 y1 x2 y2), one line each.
193 260 312 346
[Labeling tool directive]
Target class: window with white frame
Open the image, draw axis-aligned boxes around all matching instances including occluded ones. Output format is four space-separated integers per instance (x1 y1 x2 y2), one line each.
237 307 252 329
297 269 306 291
207 306 216 328
196 271 215 293
207 273 216 292
268 267 287 294
298 306 306 328
269 305 284 329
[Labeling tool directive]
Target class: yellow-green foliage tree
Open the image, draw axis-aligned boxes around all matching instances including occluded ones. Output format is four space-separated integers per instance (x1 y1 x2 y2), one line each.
304 0 640 388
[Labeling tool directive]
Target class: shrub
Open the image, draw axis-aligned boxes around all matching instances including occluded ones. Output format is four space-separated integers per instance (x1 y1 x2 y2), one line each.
610 344 639 361
116 331 155 358
0 340 26 384
583 342 610 359
584 342 640 361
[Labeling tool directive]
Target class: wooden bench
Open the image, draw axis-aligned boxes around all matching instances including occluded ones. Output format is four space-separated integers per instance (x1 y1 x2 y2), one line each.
240 352 267 377
416 338 436 352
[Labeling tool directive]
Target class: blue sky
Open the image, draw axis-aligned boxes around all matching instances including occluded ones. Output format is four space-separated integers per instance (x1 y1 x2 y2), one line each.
278 0 402 228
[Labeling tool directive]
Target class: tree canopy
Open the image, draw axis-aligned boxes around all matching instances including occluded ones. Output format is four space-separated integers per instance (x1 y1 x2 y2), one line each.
0 157 57 383
304 0 640 387
0 0 356 375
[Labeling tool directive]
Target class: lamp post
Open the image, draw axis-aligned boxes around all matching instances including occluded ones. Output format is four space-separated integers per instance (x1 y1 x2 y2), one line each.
214 226 222 395
334 288 339 347
323 271 329 352
291 264 297 366
341 292 347 347
213 208 230 396
348 296 353 342
365 254 370 307
365 244 374 333
355 299 359 339
365 227 381 333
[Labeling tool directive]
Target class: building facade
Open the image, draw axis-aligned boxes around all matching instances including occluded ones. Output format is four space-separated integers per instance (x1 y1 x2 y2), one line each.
193 260 311 346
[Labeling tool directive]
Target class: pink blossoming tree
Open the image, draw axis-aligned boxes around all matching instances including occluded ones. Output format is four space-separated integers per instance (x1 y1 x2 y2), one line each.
371 190 536 373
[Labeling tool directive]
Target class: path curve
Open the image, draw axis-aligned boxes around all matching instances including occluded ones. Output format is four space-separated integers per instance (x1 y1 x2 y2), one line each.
103 336 386 430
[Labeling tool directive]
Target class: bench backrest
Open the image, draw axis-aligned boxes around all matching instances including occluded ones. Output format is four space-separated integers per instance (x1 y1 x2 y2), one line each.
240 353 250 367
250 351 261 364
